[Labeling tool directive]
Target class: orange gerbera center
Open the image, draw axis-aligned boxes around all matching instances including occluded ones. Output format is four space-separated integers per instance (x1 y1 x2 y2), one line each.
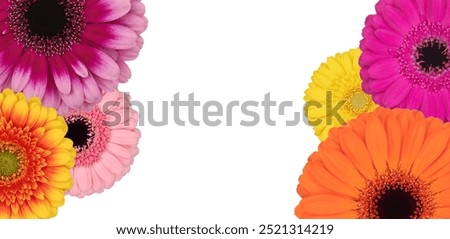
0 118 47 207
0 144 26 182
357 170 435 219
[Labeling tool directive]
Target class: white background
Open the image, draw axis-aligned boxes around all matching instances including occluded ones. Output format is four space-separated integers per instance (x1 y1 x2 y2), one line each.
4 0 449 238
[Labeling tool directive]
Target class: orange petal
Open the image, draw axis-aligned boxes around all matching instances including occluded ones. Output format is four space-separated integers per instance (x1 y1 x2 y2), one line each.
420 145 450 182
295 194 357 218
431 172 450 193
365 116 388 174
384 113 402 170
297 173 329 197
433 207 450 218
434 189 450 208
0 203 11 218
296 209 358 219
339 129 375 179
319 147 365 189
398 117 426 172
411 128 450 175
306 160 359 198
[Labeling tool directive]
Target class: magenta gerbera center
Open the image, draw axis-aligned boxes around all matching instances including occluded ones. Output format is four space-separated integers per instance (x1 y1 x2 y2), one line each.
8 0 85 56
415 38 450 74
398 22 450 91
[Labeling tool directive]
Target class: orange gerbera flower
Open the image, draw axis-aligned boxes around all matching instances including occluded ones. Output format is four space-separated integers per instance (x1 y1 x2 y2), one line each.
296 107 450 219
0 89 75 218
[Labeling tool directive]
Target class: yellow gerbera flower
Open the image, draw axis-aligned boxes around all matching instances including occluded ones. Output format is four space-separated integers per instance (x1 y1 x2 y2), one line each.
0 89 75 218
304 48 377 141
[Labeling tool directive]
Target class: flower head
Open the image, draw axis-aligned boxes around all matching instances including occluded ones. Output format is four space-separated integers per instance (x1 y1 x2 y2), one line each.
304 49 377 141
360 0 450 121
0 89 75 218
0 0 147 114
296 107 450 219
65 91 140 197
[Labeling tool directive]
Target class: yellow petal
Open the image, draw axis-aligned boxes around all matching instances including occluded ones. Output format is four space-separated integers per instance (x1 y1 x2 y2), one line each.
38 128 65 149
1 93 17 119
28 199 52 219
11 99 29 127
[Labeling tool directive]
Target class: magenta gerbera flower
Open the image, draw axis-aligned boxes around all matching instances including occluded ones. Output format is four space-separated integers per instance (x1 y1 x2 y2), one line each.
64 91 140 197
360 0 450 121
0 0 147 114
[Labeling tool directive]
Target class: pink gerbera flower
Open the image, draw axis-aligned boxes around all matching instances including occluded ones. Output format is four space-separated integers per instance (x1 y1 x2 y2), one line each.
0 0 147 114
360 0 450 121
64 91 140 197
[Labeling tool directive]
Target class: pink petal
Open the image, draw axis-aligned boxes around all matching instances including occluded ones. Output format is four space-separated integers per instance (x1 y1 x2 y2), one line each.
92 160 114 189
23 56 47 99
425 0 446 22
444 0 450 24
130 0 145 15
89 167 106 194
362 77 395 94
0 41 22 75
105 110 139 129
60 73 85 109
75 167 93 193
442 90 450 121
106 142 133 159
420 92 445 120
73 44 120 80
109 129 140 145
405 86 425 109
431 92 445 120
359 50 392 66
0 65 13 89
382 80 412 107
99 90 121 107
11 51 35 91
394 0 421 25
68 169 81 196
62 53 88 78
101 151 126 178
81 74 102 104
374 29 403 47
363 35 396 56
49 56 71 94
118 61 131 83
115 13 148 34
83 23 138 50
84 0 131 23
368 58 400 79
41 76 61 109
117 36 143 61
96 77 119 91
381 6 411 35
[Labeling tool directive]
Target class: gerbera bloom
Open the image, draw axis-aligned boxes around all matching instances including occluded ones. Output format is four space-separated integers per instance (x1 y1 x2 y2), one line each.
0 88 75 218
304 48 377 141
65 90 140 197
0 0 147 114
360 0 450 121
295 107 450 219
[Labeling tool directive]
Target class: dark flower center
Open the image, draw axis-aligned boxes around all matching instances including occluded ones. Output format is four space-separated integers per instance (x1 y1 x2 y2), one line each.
25 0 67 37
8 0 85 56
357 170 435 219
376 189 417 219
415 39 450 74
65 115 95 153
